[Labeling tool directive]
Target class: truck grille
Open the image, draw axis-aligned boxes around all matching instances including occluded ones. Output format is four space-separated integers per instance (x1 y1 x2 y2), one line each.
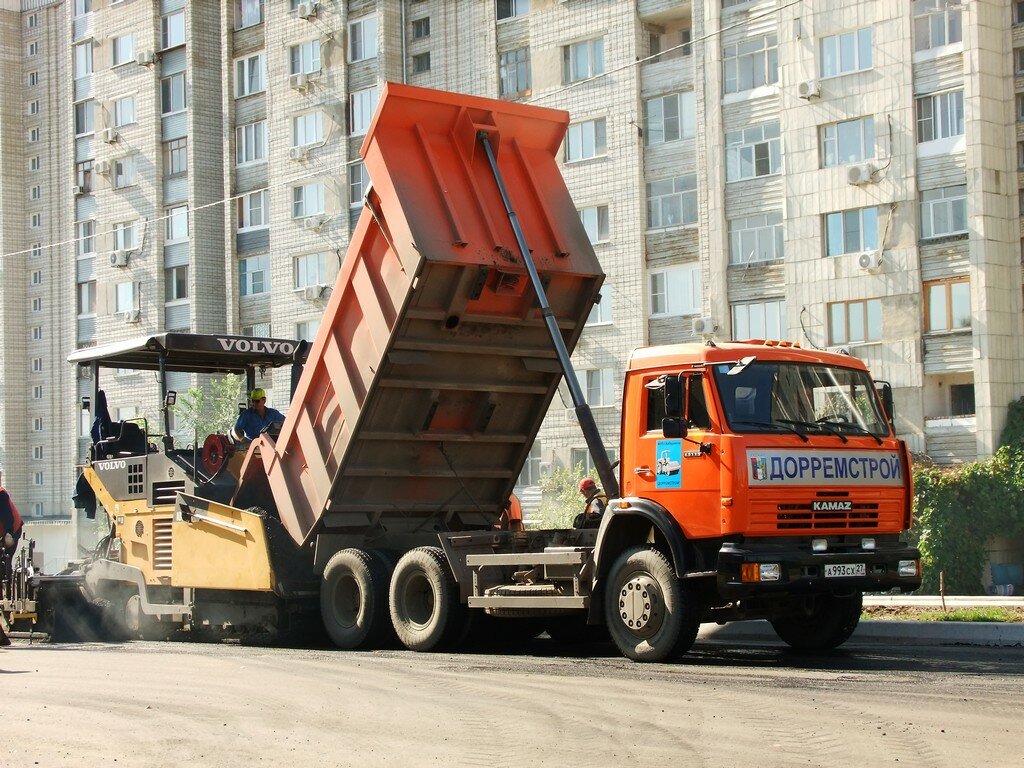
775 503 879 529
153 518 173 571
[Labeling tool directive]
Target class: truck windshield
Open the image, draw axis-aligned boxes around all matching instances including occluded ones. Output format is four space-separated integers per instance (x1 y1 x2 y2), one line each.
712 361 888 438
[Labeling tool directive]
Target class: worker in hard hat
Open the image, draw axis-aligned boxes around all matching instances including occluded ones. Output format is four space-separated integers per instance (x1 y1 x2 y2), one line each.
574 477 606 529
231 388 285 441
0 486 23 647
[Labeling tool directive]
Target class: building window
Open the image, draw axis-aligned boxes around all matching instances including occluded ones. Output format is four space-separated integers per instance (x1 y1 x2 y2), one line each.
31 327 43 342
242 322 271 337
920 185 967 239
33 472 44 486
74 0 91 17
820 28 872 78
292 183 326 218
73 42 92 77
31 297 43 313
161 73 187 114
412 17 430 39
31 244 42 258
1016 48 1024 76
113 95 135 127
565 118 606 162
76 221 95 256
32 446 43 461
916 90 964 143
924 278 970 332
1019 142 1024 170
728 211 784 265
165 265 189 301
113 156 136 188
162 10 185 49
165 138 187 176
113 221 136 250
28 128 39 143
235 53 266 98
498 47 531 97
296 319 321 341
349 15 379 62
649 263 701 317
820 116 874 167
294 252 328 288
649 26 691 61
644 92 696 146
723 34 778 94
30 213 42 228
77 281 96 316
237 189 269 230
828 298 882 345
114 281 136 313
235 0 264 30
913 0 962 52
579 205 609 244
165 205 189 243
725 121 781 181
293 111 324 147
824 207 878 256
497 0 529 20
646 175 697 228
587 293 613 325
412 52 431 74
236 122 267 165
28 100 40 115
30 186 41 201
349 161 370 207
562 38 604 83
32 417 43 431
732 299 786 340
77 160 94 192
1017 95 1024 123
584 369 615 407
290 40 321 75
1016 1 1024 24
949 383 975 417
30 269 42 285
112 34 135 67
29 156 41 172
239 254 270 296
28 71 39 87
350 87 379 136
74 101 94 135
27 12 38 28
571 447 619 478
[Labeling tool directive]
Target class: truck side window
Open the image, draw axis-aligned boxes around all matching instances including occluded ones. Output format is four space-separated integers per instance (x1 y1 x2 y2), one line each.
688 376 712 430
646 383 668 432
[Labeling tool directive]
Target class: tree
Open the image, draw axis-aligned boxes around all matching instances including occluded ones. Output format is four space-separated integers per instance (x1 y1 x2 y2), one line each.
537 463 591 529
172 375 245 446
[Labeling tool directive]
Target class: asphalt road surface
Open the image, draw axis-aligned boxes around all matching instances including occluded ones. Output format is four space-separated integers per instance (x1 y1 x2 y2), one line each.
1 635 1021 768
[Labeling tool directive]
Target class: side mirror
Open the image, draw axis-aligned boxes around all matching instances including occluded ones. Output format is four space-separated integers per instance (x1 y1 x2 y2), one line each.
662 417 688 440
878 382 895 424
663 376 683 418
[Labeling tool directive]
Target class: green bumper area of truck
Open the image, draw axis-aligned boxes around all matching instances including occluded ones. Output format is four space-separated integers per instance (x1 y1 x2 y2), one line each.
715 540 922 599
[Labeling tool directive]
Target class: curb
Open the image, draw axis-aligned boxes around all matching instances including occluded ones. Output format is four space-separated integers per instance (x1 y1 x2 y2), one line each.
697 619 1024 647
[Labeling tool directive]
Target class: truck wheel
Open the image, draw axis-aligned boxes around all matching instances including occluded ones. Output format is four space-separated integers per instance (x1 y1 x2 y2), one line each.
603 546 700 663
770 592 863 652
320 548 393 649
389 546 464 652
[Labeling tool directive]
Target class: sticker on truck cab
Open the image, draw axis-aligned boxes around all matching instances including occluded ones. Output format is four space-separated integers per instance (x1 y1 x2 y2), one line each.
747 449 903 487
655 440 682 489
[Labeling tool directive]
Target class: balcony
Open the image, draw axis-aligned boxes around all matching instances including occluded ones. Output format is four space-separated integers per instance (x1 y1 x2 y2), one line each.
924 416 977 465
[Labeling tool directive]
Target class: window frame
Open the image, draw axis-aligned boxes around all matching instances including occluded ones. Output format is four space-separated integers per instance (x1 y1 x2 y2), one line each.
916 90 964 144
923 277 971 333
725 121 782 181
235 53 266 99
579 205 610 244
827 298 883 345
349 15 379 63
565 118 607 163
562 38 605 84
349 87 379 136
728 211 784 265
920 184 968 239
648 263 702 318
722 34 779 95
237 189 270 231
112 94 135 128
161 72 188 115
819 27 872 78
643 91 696 146
293 252 328 289
292 182 326 219
165 137 188 176
820 116 875 167
238 254 271 297
111 33 135 67
646 174 698 229
824 206 879 257
498 46 531 97
235 121 267 166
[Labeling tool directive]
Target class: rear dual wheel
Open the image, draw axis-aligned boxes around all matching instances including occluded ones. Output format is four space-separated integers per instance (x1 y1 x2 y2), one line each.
320 549 395 649
389 546 467 652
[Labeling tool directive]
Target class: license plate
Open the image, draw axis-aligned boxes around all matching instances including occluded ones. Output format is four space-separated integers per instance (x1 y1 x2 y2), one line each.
825 563 865 578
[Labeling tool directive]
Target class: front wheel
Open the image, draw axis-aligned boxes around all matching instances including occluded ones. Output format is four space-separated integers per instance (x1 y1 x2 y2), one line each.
603 546 701 663
770 592 863 652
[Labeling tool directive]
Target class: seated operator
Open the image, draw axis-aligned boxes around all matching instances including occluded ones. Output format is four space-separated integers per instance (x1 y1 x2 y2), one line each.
231 388 285 442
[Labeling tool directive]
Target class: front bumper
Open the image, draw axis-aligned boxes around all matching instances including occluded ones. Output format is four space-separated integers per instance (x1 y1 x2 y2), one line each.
716 540 922 599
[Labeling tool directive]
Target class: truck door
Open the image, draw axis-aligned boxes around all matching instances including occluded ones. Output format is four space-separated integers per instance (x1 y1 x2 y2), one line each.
631 373 721 539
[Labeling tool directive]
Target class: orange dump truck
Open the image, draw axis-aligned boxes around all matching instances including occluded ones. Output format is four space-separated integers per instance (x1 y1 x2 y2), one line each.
57 84 920 660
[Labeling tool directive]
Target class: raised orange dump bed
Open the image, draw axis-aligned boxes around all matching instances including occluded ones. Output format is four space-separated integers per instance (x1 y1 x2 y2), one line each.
240 83 603 545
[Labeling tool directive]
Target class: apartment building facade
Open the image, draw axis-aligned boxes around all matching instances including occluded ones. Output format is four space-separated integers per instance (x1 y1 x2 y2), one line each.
0 0 1022 519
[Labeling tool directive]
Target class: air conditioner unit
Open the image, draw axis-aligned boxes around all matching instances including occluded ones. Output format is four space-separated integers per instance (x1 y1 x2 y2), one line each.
290 73 308 90
122 309 140 324
858 250 883 270
303 214 327 232
72 185 84 196
95 160 111 175
101 128 118 144
827 345 852 356
797 79 820 99
301 285 324 301
109 250 129 267
846 163 877 186
288 145 308 161
296 0 318 19
135 49 155 66
692 316 718 335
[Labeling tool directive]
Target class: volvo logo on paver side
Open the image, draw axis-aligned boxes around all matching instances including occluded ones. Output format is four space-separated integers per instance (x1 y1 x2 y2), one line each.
217 337 295 356
95 460 127 471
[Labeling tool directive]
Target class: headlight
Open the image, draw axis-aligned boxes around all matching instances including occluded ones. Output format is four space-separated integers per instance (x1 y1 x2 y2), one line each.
812 538 828 552
759 563 781 581
898 560 919 577
861 538 876 551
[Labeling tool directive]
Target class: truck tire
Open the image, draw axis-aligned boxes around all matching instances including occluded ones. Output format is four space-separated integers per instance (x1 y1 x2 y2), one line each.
770 592 863 652
320 548 393 649
603 546 700 663
389 546 464 652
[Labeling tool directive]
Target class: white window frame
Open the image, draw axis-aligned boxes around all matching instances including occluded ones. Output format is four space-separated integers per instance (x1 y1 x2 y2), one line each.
77 281 96 317
235 0 264 30
28 71 39 87
920 185 968 239
112 221 136 250
728 211 784 265
585 368 615 408
646 175 697 229
349 15 379 62
112 95 135 128
723 35 778 94
239 254 271 297
294 252 328 289
725 121 782 181
114 281 136 313
30 269 42 285
165 205 189 243
161 72 187 115
350 87 379 136
296 319 321 342
412 52 431 74
113 156 136 189
236 121 268 166
31 297 43 313
292 183 326 219
497 0 529 21
579 205 609 244
165 264 189 302
644 92 696 146
76 221 96 256
162 10 186 50
111 34 135 67
820 28 872 78
562 38 604 84
30 213 42 228
587 293 613 326
648 263 701 318
828 298 883 345
237 189 270 231
31 357 43 374
913 0 962 53
293 111 324 147
820 116 875 167
732 299 786 341
825 207 879 256
499 47 531 97
235 53 266 99
565 118 607 162
349 161 370 208
290 40 321 75
916 90 964 144
74 100 94 136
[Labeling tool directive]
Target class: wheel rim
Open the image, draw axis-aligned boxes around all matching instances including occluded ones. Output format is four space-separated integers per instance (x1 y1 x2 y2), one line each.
616 572 663 639
400 572 435 629
332 574 361 629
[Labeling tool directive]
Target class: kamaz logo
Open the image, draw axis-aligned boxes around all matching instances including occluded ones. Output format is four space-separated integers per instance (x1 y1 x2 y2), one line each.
217 338 295 355
812 500 853 512
95 460 127 471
